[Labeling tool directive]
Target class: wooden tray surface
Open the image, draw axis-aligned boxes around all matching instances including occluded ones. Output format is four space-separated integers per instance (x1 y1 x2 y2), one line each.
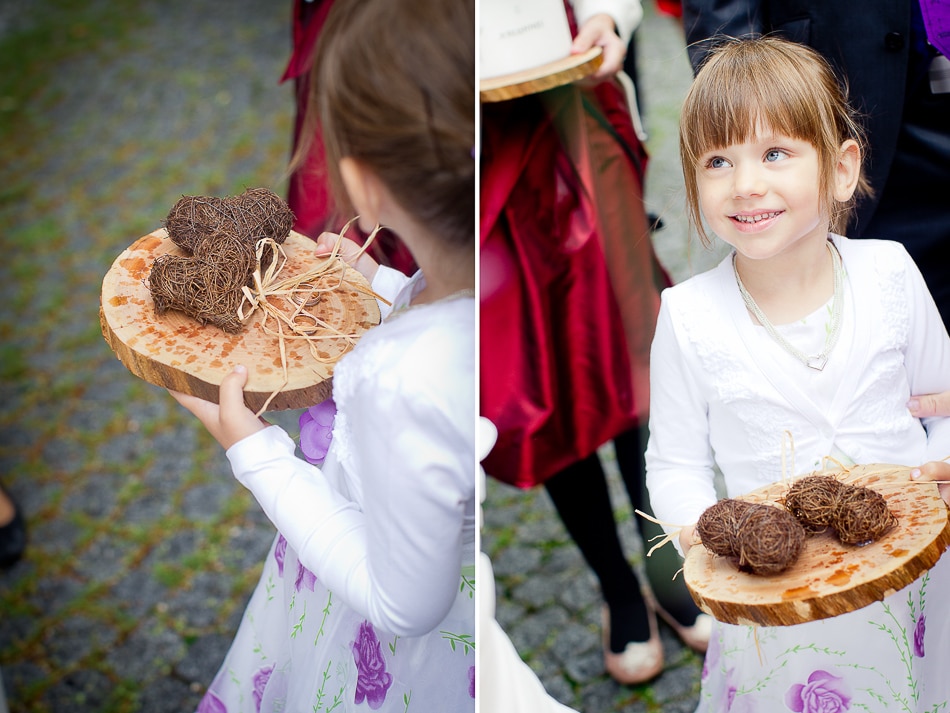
480 47 602 103
100 228 380 412
684 464 950 627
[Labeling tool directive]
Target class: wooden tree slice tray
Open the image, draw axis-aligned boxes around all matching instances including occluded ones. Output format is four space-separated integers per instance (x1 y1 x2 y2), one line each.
100 228 380 412
479 47 602 103
684 464 950 627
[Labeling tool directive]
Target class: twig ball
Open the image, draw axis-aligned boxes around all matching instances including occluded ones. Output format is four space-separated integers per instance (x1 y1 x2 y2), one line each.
149 230 255 333
164 195 227 253
734 504 806 576
783 475 897 546
834 486 898 545
232 187 296 244
784 475 845 534
696 499 806 575
696 499 753 558
162 187 295 254
149 188 295 332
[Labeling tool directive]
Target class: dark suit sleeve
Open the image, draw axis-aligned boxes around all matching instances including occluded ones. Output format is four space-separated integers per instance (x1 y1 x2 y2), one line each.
682 0 763 71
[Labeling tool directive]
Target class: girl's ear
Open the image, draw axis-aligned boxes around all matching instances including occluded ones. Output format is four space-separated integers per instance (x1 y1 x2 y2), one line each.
833 139 862 202
339 157 383 232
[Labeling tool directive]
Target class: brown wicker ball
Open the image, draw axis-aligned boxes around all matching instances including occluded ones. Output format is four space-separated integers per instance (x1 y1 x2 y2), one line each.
150 188 295 332
231 187 296 244
834 486 898 545
696 499 754 558
162 187 294 255
784 475 846 534
734 504 806 576
783 474 898 546
163 195 228 253
149 230 257 333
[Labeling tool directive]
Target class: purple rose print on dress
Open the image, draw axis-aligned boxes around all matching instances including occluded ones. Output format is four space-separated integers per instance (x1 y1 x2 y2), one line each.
468 665 475 698
197 690 227 713
785 670 851 713
295 560 317 592
299 398 336 464
351 620 394 709
725 670 738 711
252 665 275 713
914 614 926 657
274 534 287 577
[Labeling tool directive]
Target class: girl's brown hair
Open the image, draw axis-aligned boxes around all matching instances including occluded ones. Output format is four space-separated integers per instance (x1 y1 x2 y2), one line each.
680 36 872 245
292 0 475 249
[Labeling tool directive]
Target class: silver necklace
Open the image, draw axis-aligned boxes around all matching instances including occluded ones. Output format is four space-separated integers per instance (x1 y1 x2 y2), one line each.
733 241 844 371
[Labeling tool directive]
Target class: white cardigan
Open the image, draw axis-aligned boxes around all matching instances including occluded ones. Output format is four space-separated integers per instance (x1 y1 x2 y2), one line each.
646 235 950 539
226 267 476 637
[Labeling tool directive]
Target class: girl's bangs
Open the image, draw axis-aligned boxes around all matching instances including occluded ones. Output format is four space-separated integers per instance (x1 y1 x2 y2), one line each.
686 54 820 158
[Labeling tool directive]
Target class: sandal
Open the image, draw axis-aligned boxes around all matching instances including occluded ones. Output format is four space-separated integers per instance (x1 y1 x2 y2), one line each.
647 590 713 654
601 603 663 685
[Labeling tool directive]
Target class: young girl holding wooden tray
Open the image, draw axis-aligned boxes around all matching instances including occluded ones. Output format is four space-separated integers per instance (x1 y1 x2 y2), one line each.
170 0 476 709
645 37 950 711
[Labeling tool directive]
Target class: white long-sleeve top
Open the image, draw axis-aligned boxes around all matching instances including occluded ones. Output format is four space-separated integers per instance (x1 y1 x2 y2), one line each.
646 235 950 544
226 266 476 637
572 0 643 44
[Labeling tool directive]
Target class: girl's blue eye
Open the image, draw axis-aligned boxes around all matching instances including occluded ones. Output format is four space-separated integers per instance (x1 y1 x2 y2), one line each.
765 149 787 162
708 156 730 169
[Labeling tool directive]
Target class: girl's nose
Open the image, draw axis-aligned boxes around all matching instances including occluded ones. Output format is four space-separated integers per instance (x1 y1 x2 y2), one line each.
732 162 765 199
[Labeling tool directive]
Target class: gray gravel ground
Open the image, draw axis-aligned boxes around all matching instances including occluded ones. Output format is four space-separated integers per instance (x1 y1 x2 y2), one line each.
0 2 728 711
1 3 298 711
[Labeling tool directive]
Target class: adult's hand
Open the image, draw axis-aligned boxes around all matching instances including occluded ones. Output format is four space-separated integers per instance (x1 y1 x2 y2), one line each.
169 365 267 451
572 13 626 79
911 461 950 504
907 391 950 502
907 391 950 418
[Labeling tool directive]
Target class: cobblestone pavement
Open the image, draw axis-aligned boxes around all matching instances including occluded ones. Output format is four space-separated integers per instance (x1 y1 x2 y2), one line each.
0 2 727 712
0 3 299 711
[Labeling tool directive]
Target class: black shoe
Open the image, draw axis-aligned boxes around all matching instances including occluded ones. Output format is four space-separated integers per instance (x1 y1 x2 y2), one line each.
0 484 26 569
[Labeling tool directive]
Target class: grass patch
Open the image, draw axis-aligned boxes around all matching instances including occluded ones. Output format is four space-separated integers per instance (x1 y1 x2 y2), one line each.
0 2 147 142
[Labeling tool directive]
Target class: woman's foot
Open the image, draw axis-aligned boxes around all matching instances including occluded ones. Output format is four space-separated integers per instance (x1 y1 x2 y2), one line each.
0 483 26 569
648 591 712 654
601 603 663 685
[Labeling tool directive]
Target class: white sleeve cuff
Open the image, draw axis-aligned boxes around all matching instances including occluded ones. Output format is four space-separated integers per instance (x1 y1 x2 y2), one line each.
572 0 643 45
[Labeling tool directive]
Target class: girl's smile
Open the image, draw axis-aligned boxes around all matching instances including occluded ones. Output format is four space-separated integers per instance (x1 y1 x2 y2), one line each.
730 210 784 231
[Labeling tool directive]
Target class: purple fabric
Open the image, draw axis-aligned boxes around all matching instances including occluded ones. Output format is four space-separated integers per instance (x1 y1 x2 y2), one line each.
299 399 336 465
921 0 950 57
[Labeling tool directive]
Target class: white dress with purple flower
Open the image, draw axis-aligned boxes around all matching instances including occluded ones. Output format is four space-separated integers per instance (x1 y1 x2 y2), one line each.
197 268 476 713
646 237 950 712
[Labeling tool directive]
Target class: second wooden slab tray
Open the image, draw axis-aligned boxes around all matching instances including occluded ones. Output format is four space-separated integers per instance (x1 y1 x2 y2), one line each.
684 464 950 626
100 228 380 412
479 47 603 103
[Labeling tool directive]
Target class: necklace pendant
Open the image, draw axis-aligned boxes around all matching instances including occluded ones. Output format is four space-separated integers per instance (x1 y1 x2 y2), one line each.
806 354 828 371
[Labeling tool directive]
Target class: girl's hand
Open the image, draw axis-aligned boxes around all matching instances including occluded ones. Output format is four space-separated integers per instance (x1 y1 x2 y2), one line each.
679 524 697 556
315 232 379 282
168 365 267 450
907 391 950 418
911 461 950 505
572 13 626 79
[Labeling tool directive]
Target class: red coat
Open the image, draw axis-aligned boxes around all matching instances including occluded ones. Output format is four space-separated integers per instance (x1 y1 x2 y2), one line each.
480 77 669 488
282 0 416 274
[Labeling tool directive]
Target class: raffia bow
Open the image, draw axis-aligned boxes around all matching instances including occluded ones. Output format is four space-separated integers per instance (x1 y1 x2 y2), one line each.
238 218 389 415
